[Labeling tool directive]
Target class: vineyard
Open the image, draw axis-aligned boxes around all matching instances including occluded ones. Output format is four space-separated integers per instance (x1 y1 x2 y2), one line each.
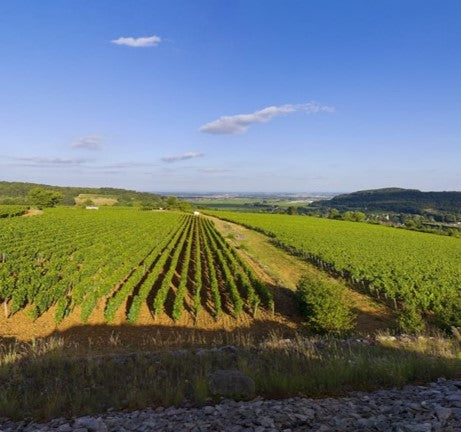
207 211 461 330
0 208 273 326
0 205 28 218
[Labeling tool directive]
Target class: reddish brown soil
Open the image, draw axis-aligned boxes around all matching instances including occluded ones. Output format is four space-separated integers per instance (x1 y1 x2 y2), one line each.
0 218 298 351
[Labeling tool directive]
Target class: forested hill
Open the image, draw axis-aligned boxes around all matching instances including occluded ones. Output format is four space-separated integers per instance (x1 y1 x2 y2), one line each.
0 181 166 206
312 188 461 214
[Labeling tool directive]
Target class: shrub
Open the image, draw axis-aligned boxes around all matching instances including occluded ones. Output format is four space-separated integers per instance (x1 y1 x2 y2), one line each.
397 302 425 333
296 275 355 335
27 188 63 208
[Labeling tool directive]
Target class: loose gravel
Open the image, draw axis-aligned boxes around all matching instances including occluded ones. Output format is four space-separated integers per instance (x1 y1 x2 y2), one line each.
1 378 460 432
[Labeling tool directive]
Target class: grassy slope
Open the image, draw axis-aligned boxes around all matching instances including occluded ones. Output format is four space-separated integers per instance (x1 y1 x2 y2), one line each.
1 334 460 420
0 211 458 421
206 210 461 329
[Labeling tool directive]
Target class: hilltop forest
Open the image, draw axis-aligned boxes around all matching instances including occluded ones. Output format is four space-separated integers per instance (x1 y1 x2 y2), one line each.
0 181 187 209
312 188 461 221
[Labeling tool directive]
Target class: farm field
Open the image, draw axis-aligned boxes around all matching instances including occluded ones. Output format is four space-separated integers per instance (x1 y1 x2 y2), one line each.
185 195 329 212
2 204 459 345
209 216 394 333
0 207 283 344
207 211 461 330
0 205 28 218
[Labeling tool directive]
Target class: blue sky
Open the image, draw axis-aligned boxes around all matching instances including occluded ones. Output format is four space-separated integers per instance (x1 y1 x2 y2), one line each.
1 0 460 192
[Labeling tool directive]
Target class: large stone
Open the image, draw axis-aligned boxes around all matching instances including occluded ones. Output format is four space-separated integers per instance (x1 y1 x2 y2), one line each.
257 416 275 428
435 406 452 424
208 370 255 399
73 417 107 432
203 406 215 415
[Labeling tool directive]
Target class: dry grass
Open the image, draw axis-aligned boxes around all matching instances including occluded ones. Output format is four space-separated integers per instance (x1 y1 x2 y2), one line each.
21 208 43 217
74 194 118 206
0 332 459 420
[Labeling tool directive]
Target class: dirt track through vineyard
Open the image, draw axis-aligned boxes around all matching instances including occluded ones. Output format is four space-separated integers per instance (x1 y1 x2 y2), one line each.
209 216 395 334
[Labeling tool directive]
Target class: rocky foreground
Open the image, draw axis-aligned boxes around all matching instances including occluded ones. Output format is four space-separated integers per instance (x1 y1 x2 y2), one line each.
2 378 460 432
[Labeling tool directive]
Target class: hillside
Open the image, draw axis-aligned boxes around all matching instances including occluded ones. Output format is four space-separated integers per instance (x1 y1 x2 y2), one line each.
207 210 461 330
0 181 167 206
1 207 460 422
312 187 461 215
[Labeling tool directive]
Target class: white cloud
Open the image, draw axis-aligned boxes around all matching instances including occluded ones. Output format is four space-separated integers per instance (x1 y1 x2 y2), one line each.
199 102 334 135
72 135 104 150
111 35 162 48
161 152 204 163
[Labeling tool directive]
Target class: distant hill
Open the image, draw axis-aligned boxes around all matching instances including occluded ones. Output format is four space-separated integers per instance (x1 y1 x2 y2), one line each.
0 181 168 206
312 188 461 215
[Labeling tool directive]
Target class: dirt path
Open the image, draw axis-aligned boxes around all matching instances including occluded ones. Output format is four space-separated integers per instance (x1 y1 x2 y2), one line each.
209 216 395 334
22 208 43 217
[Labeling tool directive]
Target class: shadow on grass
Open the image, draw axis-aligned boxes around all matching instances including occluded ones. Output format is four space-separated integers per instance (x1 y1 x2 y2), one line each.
0 318 460 421
267 283 299 319
45 319 301 352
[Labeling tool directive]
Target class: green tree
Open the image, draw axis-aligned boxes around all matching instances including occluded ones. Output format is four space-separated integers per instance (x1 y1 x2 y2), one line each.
177 201 192 211
328 208 341 219
165 196 178 208
404 216 423 229
443 214 457 223
343 211 354 221
163 196 192 211
287 206 298 215
27 188 63 208
343 211 366 222
368 214 380 224
83 198 95 206
353 211 366 222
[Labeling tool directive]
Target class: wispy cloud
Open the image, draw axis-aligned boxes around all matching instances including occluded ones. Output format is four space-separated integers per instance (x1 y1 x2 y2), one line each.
161 152 204 163
72 135 104 150
200 102 334 135
97 162 156 170
111 35 161 48
198 168 231 174
6 156 87 166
